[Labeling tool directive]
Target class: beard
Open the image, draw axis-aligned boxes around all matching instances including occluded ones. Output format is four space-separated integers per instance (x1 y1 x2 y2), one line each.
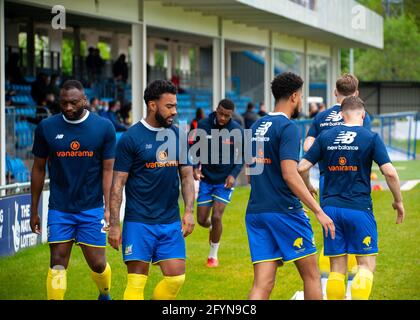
155 111 172 128
291 105 301 119
63 106 86 121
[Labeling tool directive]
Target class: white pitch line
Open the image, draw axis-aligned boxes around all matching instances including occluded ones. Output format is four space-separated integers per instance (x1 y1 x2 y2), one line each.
400 180 420 191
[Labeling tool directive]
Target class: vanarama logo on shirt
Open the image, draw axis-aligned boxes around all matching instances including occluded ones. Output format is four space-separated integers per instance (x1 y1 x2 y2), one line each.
145 150 179 169
56 140 94 157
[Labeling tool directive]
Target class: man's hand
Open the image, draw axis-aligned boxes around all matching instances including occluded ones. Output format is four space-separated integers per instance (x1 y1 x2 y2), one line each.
103 209 110 232
193 168 204 181
30 212 41 235
315 211 335 239
108 225 122 250
182 212 195 238
392 201 405 224
224 175 235 189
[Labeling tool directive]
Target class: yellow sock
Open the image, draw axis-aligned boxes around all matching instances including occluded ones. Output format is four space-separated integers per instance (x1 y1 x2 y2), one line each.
152 274 185 300
347 254 358 275
124 274 148 300
319 248 330 275
351 267 373 300
46 267 67 300
91 262 111 297
326 272 345 300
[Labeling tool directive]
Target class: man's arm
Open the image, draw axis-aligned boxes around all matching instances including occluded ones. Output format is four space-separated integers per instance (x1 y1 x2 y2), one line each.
380 163 405 224
297 159 317 198
108 171 128 250
281 160 335 239
102 159 115 228
30 157 47 234
303 136 316 153
179 165 195 237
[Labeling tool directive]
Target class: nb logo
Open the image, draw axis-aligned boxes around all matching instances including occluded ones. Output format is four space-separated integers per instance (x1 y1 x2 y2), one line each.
334 131 357 145
325 111 343 122
55 134 64 139
255 122 272 136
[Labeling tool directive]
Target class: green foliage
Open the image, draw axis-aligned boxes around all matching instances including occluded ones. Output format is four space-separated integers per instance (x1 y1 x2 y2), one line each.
355 15 420 81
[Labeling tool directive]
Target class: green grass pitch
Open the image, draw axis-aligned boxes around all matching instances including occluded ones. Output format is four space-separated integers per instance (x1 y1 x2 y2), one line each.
0 185 419 300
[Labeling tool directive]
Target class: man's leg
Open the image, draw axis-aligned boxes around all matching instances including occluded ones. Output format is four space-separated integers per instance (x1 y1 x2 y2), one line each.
153 259 186 300
294 254 323 300
47 242 73 300
249 261 278 300
80 245 111 299
124 261 150 300
207 201 228 266
352 255 376 300
326 255 347 300
197 205 212 228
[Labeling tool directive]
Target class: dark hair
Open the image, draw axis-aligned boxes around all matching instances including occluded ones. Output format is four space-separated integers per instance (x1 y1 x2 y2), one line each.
271 72 303 102
341 96 365 112
336 74 359 96
90 97 99 104
144 80 177 106
61 80 84 92
218 99 235 111
196 108 205 120
109 100 120 109
247 102 255 110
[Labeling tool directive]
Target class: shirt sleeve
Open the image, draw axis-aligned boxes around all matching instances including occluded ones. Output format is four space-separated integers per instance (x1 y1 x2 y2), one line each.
303 135 323 165
32 122 49 158
102 121 116 160
113 134 135 173
363 113 372 131
279 123 301 162
372 134 391 166
306 116 319 138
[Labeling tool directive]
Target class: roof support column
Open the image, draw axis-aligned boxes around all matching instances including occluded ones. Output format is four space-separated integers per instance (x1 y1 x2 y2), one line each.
328 46 340 107
303 40 310 117
0 0 5 188
131 0 147 124
212 17 225 110
264 31 274 112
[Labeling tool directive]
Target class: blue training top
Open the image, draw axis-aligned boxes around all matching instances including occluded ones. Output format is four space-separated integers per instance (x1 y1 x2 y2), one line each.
114 119 191 224
304 124 391 212
32 111 116 212
246 112 303 215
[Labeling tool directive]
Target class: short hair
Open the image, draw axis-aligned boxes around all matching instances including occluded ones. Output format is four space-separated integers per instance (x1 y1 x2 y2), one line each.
247 102 255 110
61 80 84 92
336 74 359 96
341 96 365 112
218 98 235 111
144 80 177 106
109 100 120 109
271 72 304 102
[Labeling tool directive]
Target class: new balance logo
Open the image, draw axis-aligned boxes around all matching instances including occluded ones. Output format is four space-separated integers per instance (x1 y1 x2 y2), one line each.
255 122 272 136
325 111 343 122
55 134 64 139
334 131 357 144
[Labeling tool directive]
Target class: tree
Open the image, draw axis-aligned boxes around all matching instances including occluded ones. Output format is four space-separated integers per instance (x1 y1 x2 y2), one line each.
355 15 420 81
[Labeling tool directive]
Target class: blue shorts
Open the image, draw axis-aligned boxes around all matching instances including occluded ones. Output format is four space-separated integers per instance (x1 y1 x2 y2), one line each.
323 206 378 256
47 207 106 247
122 220 186 264
245 211 317 264
197 181 234 206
